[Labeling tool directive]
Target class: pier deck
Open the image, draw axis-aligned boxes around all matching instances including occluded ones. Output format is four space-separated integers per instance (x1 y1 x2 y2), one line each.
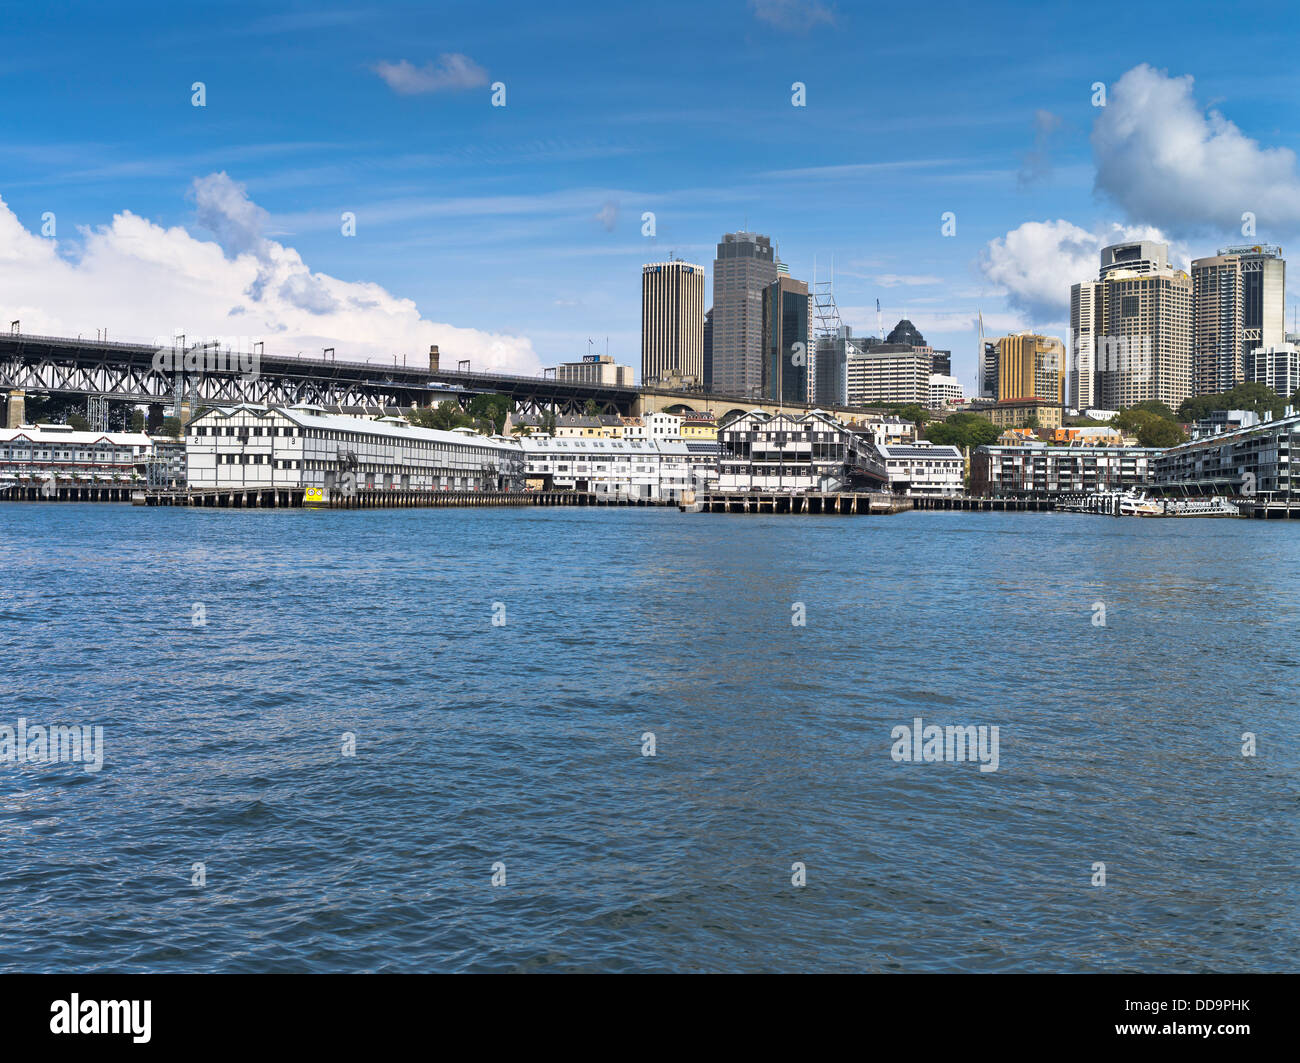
686 492 913 515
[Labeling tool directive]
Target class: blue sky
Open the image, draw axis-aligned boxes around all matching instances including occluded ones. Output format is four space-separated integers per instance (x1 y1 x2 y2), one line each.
3 0 1300 391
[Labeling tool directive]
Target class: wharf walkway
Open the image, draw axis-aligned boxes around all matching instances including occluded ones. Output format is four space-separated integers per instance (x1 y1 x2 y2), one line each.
135 487 615 509
685 491 912 515
1 482 136 503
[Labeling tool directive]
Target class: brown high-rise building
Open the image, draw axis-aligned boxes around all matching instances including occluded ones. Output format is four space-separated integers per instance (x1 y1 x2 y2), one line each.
995 333 1065 404
711 232 778 397
1069 242 1193 412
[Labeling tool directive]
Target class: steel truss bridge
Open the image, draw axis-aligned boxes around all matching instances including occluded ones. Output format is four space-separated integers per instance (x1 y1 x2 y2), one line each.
0 331 865 422
0 332 642 416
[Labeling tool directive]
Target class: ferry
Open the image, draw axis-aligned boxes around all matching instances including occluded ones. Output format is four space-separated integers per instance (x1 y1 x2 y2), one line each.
1058 489 1239 517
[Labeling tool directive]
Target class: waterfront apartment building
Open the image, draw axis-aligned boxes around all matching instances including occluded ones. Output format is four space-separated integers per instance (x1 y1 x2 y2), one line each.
875 441 964 497
1070 241 1193 412
1191 245 1285 396
995 333 1065 403
642 261 706 387
186 405 523 493
762 274 812 404
517 435 718 500
970 444 1162 498
717 409 887 492
0 424 152 488
711 232 778 397
553 353 634 387
846 346 932 407
1154 409 1300 499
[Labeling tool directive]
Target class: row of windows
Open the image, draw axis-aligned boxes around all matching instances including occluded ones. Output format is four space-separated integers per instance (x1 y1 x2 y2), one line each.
195 425 299 437
1 448 141 460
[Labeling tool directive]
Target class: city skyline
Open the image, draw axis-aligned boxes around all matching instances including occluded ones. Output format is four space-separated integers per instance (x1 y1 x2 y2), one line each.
3 2 1300 399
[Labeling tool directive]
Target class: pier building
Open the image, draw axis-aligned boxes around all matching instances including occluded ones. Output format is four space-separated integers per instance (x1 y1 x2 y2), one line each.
186 404 524 493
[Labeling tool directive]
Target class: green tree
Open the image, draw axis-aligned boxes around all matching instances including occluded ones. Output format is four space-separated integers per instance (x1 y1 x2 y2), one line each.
130 409 145 432
1178 384 1284 423
161 416 182 438
1113 408 1185 448
67 413 90 430
924 413 1000 450
468 393 513 434
409 401 471 432
895 403 930 426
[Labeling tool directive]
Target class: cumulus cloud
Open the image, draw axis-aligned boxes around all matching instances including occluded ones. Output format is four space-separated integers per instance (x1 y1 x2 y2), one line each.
595 200 618 232
749 0 835 32
1093 64 1300 236
979 218 1181 320
1018 109 1064 188
0 176 541 374
373 55 489 95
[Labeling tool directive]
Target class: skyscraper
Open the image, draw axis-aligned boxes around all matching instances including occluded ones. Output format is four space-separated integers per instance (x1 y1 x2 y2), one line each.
641 261 705 387
1191 245 1285 396
994 333 1065 404
761 274 811 404
1070 241 1193 412
702 308 713 392
712 232 777 397
814 328 851 408
1069 280 1103 409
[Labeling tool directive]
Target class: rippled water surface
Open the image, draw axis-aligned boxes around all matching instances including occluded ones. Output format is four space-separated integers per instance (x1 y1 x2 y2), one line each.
1 503 1297 971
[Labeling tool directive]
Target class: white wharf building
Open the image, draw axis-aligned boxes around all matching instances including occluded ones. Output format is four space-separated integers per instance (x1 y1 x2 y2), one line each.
186 405 524 493
516 435 717 500
0 424 152 487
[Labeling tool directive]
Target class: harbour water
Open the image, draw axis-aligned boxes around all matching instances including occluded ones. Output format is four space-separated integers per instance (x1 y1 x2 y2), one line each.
1 504 1297 972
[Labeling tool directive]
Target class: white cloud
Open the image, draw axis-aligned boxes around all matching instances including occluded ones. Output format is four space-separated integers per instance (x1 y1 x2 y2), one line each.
978 218 1181 321
372 55 489 95
1093 64 1300 236
873 274 942 288
750 0 835 31
594 200 618 232
1018 109 1064 188
0 175 540 374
